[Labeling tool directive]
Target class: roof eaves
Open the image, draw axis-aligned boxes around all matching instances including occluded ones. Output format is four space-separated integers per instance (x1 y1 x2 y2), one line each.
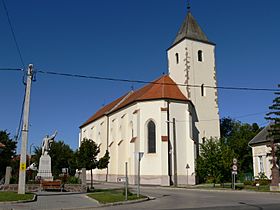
167 37 215 51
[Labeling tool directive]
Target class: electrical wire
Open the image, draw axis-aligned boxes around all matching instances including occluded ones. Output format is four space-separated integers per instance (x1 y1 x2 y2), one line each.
1 0 25 68
0 68 23 71
36 69 279 92
1 0 26 140
176 111 268 123
15 86 26 142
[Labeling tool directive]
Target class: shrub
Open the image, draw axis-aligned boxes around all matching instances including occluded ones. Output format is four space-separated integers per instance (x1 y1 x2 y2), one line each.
67 176 80 184
243 180 253 186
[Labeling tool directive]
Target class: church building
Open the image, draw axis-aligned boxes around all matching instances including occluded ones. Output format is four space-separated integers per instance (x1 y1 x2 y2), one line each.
79 6 220 186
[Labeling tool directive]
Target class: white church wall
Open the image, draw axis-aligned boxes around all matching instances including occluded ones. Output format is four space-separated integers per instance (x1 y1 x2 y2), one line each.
169 102 195 185
137 100 167 185
79 115 108 181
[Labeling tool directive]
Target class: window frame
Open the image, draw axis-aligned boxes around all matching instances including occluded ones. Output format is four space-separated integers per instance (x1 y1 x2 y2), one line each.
147 120 156 153
198 50 203 62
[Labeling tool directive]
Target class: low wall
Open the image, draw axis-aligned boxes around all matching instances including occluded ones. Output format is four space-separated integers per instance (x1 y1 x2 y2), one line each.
0 184 40 192
0 184 86 192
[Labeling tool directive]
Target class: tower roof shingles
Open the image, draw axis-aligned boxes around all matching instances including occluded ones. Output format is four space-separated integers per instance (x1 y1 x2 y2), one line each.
173 12 213 46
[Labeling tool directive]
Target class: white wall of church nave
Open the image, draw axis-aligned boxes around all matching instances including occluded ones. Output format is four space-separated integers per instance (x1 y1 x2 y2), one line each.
137 100 168 176
107 104 138 176
79 116 108 160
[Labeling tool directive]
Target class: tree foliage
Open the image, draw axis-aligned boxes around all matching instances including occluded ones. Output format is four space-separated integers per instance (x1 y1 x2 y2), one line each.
265 84 280 143
0 130 17 178
33 140 76 178
76 138 110 188
220 117 260 174
196 138 235 186
196 118 261 185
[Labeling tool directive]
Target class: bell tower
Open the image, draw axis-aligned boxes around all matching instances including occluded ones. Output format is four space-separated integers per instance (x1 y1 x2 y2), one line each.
167 5 220 144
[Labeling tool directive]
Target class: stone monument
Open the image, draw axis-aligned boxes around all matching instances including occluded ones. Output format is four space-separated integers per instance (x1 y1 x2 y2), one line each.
37 131 57 181
4 166 12 185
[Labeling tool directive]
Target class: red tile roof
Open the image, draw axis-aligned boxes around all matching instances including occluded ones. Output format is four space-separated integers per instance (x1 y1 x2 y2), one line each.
80 75 188 128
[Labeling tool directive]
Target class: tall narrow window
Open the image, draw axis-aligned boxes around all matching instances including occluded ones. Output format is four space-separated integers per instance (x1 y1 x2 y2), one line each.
201 84 205 96
258 156 264 173
147 121 156 153
202 137 206 144
189 113 193 139
175 53 179 64
198 50 203 62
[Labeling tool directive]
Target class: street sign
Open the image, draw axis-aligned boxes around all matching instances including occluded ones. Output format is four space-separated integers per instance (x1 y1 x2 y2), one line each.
117 177 126 183
232 171 237 175
232 165 238 171
186 164 190 169
233 158 238 164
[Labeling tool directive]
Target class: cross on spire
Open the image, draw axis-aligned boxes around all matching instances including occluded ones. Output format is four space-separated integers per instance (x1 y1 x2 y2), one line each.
187 0 191 12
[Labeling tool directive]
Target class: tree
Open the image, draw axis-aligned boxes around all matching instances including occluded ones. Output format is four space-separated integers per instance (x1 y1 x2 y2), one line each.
33 141 76 178
266 84 280 142
196 138 235 186
76 138 110 188
0 130 17 178
265 84 280 188
220 117 260 176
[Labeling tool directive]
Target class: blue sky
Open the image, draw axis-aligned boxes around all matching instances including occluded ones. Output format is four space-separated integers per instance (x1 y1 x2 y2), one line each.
0 0 279 152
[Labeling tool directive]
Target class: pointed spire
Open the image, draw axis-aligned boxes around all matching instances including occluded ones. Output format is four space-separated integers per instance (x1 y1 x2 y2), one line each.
172 3 212 46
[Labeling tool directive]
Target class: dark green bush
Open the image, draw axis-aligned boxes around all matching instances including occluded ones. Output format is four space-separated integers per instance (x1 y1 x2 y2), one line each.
243 180 253 186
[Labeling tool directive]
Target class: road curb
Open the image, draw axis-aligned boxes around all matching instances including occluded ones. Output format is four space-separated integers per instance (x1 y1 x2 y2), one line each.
60 196 154 210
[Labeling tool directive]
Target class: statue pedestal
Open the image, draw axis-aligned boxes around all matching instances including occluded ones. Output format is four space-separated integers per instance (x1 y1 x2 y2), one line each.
37 154 53 181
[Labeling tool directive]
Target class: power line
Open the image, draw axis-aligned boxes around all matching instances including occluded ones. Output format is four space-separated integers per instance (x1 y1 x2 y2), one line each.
0 68 25 141
176 111 268 122
1 0 25 68
36 69 279 92
15 86 26 142
0 68 23 71
1 67 278 92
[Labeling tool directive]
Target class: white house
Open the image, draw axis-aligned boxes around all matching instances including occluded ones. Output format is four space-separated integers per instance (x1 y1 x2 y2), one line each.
79 7 220 186
249 125 273 179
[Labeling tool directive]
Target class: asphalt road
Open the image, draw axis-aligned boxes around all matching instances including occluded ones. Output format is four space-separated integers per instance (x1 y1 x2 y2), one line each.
1 184 280 210
94 184 280 210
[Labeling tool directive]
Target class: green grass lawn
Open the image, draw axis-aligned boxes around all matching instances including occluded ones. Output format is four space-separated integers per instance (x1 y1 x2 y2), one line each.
192 183 271 192
0 192 34 202
243 184 270 192
87 189 145 204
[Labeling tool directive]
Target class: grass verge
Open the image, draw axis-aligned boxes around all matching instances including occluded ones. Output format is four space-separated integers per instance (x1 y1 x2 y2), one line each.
0 192 34 202
87 189 145 204
191 183 271 192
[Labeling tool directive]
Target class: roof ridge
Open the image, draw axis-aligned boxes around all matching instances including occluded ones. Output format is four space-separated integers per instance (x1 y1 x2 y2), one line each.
108 91 134 113
80 75 188 128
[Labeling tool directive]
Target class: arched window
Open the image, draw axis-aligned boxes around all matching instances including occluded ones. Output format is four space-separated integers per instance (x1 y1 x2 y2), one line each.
147 121 156 153
198 50 203 62
175 53 179 64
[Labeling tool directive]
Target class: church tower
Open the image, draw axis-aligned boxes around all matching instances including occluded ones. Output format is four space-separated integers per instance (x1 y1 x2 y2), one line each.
167 6 220 145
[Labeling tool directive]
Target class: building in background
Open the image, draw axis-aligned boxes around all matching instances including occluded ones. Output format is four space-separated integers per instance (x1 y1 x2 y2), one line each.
249 125 273 179
79 6 220 186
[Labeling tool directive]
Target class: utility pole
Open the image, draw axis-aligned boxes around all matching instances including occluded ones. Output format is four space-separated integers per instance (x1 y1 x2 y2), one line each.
18 64 33 194
173 118 177 187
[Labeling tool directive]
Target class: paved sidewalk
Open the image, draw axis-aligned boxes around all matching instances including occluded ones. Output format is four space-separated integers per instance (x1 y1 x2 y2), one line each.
0 192 99 210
